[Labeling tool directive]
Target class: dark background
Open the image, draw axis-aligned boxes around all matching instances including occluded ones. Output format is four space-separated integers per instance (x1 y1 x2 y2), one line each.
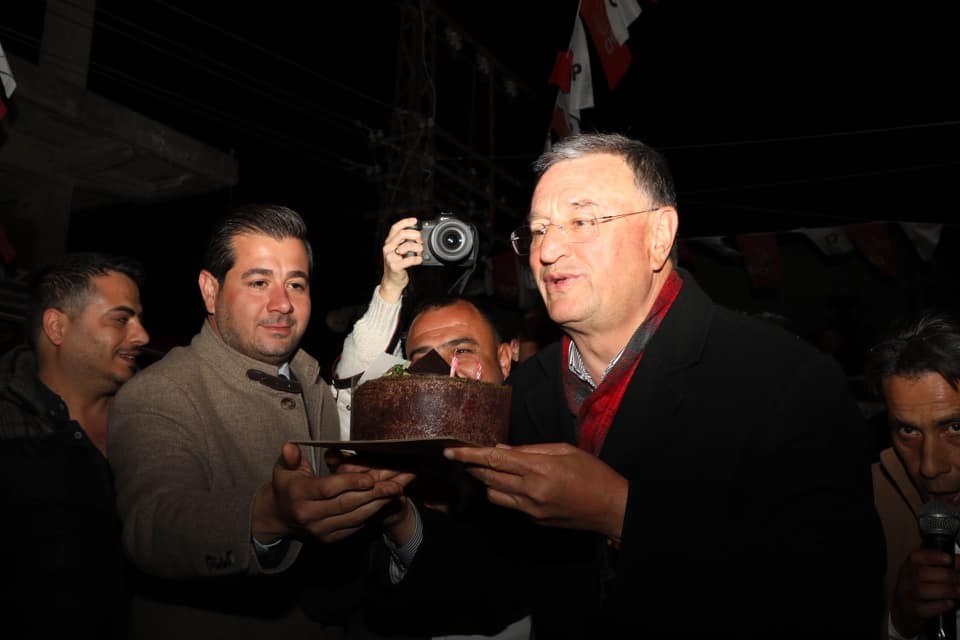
4 0 960 377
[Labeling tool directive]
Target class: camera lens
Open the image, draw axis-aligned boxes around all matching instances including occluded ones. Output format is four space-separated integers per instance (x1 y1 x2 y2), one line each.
429 218 474 263
440 229 464 252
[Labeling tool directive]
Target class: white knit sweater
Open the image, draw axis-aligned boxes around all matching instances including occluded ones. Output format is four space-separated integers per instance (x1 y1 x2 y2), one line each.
332 285 403 438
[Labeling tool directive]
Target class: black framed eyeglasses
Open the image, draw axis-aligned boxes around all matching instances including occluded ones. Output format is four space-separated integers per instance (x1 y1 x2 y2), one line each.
510 207 660 256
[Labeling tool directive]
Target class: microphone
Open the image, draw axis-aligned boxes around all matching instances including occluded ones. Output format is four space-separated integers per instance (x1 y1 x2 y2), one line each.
919 500 960 640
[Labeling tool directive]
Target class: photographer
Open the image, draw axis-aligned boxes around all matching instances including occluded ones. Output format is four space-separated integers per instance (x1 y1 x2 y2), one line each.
332 217 423 434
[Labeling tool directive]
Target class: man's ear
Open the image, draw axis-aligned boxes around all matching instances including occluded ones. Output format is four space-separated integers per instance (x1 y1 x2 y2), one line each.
650 206 679 272
198 270 220 315
41 308 68 346
497 342 513 380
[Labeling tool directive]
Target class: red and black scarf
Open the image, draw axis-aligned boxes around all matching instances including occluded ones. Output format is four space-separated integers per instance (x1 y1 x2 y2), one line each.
562 270 683 455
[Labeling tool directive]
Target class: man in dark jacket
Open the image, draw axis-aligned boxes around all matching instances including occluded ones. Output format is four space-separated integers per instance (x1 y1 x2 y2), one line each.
0 252 149 637
373 133 885 638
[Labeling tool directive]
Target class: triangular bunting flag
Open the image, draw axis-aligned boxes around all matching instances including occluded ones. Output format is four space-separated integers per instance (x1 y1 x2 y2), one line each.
898 222 942 262
845 222 896 277
735 233 780 289
797 226 854 256
685 236 741 260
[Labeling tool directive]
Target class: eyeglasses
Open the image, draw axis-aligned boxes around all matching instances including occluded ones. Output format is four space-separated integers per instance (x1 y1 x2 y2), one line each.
510 207 661 256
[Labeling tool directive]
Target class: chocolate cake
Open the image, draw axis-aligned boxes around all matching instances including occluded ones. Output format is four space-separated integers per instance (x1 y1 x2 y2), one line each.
350 351 511 446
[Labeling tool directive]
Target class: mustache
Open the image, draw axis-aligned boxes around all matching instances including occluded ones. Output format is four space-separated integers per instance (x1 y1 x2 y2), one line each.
258 316 295 328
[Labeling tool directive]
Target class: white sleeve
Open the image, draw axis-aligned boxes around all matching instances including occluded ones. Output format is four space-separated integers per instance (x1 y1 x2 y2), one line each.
335 285 402 380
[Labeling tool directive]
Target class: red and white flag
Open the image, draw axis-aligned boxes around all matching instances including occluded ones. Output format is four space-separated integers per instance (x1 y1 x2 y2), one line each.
579 0 633 90
551 17 594 139
607 0 642 45
569 17 594 113
0 40 16 121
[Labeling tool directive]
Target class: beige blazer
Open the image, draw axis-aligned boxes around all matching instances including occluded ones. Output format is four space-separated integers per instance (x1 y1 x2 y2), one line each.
108 320 344 638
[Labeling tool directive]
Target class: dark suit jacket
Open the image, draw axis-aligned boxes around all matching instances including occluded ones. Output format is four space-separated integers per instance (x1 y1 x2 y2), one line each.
369 272 885 639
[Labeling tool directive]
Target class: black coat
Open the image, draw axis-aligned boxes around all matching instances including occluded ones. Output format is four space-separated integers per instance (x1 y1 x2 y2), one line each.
368 273 885 639
0 346 130 638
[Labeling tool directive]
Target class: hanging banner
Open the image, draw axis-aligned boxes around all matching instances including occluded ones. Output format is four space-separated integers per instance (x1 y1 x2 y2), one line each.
579 0 633 90
550 18 594 140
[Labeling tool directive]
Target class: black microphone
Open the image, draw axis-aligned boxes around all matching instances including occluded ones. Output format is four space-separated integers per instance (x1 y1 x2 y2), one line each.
919 500 960 640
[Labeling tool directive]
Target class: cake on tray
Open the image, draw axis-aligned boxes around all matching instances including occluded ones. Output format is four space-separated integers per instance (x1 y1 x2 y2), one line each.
350 349 511 447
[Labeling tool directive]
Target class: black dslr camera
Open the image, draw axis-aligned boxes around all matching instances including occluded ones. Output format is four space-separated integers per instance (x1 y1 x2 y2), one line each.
412 214 478 267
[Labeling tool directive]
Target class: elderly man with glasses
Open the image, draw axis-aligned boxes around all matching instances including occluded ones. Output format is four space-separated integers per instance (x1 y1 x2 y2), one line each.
366 133 885 639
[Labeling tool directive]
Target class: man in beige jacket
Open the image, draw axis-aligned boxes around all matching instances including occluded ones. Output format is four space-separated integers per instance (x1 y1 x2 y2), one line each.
108 204 412 639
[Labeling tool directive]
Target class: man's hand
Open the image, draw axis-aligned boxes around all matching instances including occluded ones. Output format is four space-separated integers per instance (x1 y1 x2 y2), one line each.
327 450 418 546
890 548 960 638
253 442 413 544
444 442 627 541
380 217 423 303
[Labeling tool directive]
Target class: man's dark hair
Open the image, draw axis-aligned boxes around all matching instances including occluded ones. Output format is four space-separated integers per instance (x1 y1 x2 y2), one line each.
407 295 503 346
25 252 145 349
201 203 313 283
864 309 960 398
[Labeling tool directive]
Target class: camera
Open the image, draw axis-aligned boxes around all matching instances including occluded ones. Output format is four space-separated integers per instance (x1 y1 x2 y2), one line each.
414 214 478 267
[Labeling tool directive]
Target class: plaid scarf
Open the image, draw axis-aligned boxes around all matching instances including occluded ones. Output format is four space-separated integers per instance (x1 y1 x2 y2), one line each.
563 270 683 455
